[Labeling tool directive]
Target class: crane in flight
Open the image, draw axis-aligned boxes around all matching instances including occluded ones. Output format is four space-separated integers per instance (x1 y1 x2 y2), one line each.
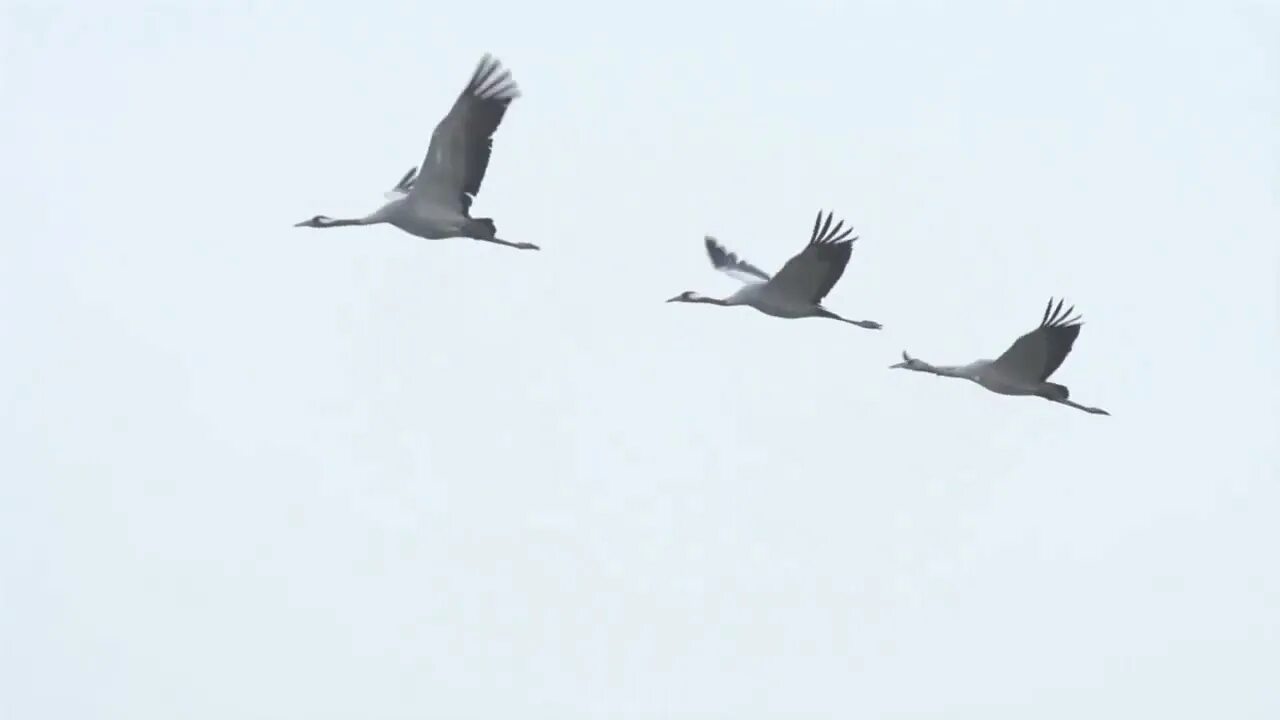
294 54 538 251
890 298 1110 415
667 210 882 330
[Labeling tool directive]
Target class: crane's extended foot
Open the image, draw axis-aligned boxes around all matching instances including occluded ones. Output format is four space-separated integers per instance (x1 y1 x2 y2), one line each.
1057 399 1111 416
479 237 540 251
826 310 882 330
843 318 882 330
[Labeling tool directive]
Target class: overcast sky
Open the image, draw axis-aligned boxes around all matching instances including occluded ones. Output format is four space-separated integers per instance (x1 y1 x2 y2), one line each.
2 1 1277 718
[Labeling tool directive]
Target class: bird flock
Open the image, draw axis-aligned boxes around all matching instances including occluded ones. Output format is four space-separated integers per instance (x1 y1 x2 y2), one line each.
295 53 1110 417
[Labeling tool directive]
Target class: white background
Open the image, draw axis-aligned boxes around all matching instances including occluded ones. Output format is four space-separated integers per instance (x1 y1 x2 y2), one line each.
3 1 1277 717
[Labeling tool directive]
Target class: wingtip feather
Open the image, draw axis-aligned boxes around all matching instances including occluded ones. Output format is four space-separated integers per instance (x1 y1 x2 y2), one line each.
467 53 521 101
807 210 859 246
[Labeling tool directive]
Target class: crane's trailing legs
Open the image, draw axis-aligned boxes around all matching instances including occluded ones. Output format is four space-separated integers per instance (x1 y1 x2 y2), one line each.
817 308 882 329
465 217 539 250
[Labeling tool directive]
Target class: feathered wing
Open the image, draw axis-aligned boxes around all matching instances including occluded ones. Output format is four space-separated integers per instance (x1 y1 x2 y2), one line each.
991 298 1084 382
384 166 418 200
766 210 857 304
407 54 520 213
704 236 771 284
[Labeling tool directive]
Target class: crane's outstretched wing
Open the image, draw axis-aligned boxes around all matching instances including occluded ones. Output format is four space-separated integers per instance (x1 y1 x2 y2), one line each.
384 166 418 200
408 54 520 213
704 236 771 284
990 298 1085 382
767 210 857 304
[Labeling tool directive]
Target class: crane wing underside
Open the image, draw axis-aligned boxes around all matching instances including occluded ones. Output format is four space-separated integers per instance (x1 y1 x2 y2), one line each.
990 298 1083 382
704 236 772 284
407 54 520 214
767 211 856 305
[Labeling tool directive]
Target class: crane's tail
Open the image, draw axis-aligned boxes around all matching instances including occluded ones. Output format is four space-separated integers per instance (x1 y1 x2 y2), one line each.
465 218 497 239
1042 382 1070 401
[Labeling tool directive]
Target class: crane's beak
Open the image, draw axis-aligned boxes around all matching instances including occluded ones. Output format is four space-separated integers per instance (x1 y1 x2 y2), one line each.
293 219 311 227
889 351 912 369
665 295 682 303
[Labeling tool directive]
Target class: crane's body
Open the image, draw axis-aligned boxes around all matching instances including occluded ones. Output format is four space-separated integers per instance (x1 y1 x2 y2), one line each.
294 54 538 251
891 298 1110 415
714 282 837 319
667 210 882 329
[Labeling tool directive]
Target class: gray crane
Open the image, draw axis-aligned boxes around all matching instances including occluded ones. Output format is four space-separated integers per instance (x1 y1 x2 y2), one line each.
891 298 1110 415
666 210 882 329
294 54 538 251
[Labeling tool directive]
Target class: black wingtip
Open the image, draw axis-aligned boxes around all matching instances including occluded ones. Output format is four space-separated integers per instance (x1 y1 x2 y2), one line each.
808 209 858 246
468 53 521 101
1041 296 1086 328
703 235 728 268
810 210 835 244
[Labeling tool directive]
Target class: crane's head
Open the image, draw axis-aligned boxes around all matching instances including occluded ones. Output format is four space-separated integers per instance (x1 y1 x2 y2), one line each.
666 290 706 304
889 351 928 371
293 215 334 228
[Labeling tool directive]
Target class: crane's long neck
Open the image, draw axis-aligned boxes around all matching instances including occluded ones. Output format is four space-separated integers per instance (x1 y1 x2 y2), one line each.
319 216 377 227
919 360 970 378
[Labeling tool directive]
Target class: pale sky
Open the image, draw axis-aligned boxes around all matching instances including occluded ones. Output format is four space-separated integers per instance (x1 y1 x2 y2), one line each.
2 1 1278 718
